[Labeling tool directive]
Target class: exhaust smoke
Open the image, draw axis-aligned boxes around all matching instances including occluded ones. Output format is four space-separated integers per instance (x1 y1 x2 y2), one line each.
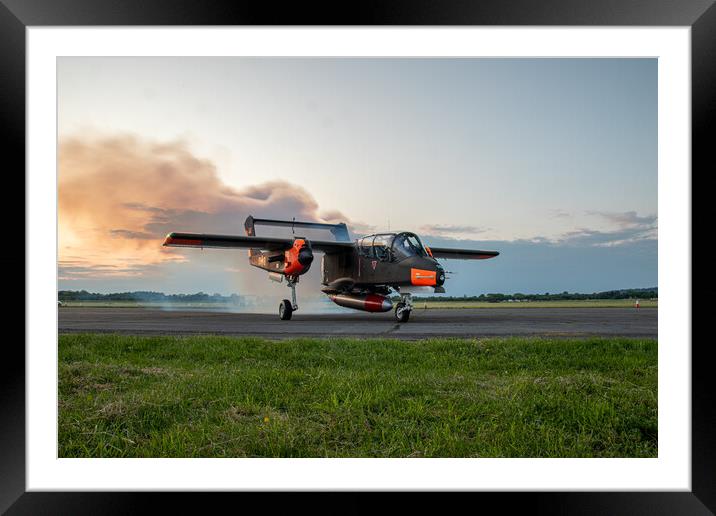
58 133 373 312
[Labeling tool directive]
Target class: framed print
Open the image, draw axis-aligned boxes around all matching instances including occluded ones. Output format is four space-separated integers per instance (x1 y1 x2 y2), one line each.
4 0 710 513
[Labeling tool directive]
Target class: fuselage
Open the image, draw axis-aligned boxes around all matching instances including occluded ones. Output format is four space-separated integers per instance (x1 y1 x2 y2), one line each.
243 230 446 292
321 232 445 290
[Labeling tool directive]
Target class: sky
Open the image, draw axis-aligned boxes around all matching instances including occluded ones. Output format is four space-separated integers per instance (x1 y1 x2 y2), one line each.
57 57 657 297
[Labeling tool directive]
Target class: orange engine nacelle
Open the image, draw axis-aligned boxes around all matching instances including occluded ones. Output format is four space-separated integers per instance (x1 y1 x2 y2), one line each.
283 239 314 276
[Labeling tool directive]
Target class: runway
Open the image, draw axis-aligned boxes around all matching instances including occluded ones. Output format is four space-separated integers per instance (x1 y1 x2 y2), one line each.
58 307 657 339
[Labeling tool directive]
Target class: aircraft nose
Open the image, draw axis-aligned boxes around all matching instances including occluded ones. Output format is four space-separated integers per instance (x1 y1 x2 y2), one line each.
436 266 445 286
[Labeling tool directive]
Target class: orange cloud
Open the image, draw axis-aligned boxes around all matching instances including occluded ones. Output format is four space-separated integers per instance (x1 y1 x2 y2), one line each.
58 134 348 278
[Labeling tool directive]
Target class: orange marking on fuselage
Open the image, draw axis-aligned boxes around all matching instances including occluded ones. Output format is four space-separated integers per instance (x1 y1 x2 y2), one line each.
410 268 437 286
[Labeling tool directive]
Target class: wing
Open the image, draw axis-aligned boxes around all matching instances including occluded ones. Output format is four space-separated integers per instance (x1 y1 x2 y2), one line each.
428 247 499 260
163 232 353 254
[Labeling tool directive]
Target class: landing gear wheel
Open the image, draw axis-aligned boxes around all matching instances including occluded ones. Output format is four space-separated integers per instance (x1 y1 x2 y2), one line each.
279 299 293 320
395 302 411 323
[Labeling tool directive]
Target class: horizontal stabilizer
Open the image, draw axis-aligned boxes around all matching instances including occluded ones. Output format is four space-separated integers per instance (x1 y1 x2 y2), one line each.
245 215 350 242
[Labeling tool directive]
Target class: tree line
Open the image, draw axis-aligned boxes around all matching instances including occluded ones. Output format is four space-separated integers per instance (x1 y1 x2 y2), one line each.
59 287 657 303
58 290 248 303
411 287 657 302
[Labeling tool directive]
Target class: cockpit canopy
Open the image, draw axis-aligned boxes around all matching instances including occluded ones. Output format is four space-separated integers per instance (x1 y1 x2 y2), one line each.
357 232 429 262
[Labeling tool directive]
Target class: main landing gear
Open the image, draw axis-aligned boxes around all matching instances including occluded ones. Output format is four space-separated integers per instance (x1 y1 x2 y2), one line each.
279 276 299 320
395 292 413 323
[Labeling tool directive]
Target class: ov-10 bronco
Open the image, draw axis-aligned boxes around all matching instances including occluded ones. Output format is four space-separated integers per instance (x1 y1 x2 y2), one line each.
163 216 499 322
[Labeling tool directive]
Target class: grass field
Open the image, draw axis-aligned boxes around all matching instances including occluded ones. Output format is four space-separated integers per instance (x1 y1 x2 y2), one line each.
59 298 657 309
59 334 657 458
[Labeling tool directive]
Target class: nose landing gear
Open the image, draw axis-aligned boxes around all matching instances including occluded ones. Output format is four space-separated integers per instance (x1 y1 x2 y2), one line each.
395 292 413 323
279 276 299 320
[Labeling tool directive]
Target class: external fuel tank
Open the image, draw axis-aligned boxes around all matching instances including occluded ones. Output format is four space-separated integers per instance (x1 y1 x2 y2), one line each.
327 293 393 313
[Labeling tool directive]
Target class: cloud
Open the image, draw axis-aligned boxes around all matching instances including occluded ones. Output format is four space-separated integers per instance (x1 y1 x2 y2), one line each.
528 210 657 248
548 209 571 219
57 259 161 278
58 134 351 280
556 227 655 247
587 210 657 229
419 224 489 237
499 211 657 248
109 229 157 240
571 210 657 246
318 210 350 223
318 210 375 237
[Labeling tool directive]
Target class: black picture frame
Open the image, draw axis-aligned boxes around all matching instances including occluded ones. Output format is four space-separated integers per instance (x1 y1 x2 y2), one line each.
3 1 709 513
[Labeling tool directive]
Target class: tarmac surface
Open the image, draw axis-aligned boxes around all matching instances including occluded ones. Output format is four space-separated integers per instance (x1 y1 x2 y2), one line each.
58 307 657 339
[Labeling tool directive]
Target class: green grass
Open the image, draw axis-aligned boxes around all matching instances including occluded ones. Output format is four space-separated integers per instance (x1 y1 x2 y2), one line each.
59 334 657 458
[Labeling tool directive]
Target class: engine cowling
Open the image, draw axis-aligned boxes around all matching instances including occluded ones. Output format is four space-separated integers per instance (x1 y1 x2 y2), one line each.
283 239 313 276
328 293 393 313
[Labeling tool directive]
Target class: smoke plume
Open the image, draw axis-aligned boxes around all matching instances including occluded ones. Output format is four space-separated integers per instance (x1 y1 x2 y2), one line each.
58 134 355 300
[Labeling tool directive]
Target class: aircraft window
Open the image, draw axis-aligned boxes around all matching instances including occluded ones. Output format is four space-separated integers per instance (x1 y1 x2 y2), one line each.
357 234 395 260
392 233 427 260
358 237 373 257
373 235 392 261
